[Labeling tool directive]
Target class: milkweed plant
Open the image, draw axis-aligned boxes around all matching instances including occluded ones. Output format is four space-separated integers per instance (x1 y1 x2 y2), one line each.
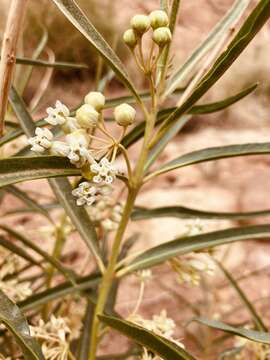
0 0 270 359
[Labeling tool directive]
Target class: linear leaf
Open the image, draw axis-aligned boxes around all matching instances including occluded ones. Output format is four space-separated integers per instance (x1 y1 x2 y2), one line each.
0 235 41 267
15 56 88 69
156 0 270 145
122 84 256 152
78 300 95 360
193 317 270 344
4 184 51 220
0 156 80 188
164 0 251 97
0 290 45 359
190 83 258 115
0 225 77 284
51 0 139 100
146 143 270 181
19 273 100 312
99 315 197 360
120 224 270 275
9 87 104 273
218 262 267 331
132 205 270 221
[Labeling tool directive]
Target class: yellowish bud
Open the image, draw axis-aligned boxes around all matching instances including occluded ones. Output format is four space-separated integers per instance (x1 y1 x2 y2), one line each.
123 29 138 48
84 91 105 112
152 27 172 46
131 14 150 35
76 104 99 129
114 103 136 127
149 10 169 29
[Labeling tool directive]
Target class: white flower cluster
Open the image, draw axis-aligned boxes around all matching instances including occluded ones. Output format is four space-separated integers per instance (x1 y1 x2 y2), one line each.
30 316 72 360
87 195 124 232
0 247 32 302
171 252 215 286
130 310 184 360
28 92 136 209
234 337 270 359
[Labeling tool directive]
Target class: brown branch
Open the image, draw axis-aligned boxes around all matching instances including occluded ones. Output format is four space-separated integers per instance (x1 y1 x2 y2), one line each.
0 0 28 137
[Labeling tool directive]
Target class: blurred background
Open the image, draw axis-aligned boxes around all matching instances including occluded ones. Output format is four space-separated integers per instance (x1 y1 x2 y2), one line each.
1 1 270 358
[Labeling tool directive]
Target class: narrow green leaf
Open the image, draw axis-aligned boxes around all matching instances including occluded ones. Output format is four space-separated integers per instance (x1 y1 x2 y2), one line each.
146 142 270 181
156 0 270 145
193 317 270 344
164 0 251 97
190 83 258 115
132 205 270 221
120 224 270 275
0 156 80 188
19 273 100 312
51 0 139 100
0 225 77 284
217 262 267 331
78 300 95 360
144 115 191 171
0 235 41 267
15 56 88 69
0 290 45 359
121 84 256 153
99 315 197 360
4 184 51 221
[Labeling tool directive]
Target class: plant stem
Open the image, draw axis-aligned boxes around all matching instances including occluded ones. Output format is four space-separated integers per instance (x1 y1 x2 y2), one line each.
0 0 28 137
89 188 138 360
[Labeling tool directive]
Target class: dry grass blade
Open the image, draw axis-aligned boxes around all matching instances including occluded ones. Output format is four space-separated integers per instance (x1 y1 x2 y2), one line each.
0 0 28 136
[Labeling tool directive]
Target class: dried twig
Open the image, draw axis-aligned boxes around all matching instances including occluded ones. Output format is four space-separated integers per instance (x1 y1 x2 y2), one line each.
0 0 28 137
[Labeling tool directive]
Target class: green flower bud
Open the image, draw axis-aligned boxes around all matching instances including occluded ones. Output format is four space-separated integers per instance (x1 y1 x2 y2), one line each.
131 14 150 35
114 103 136 127
149 10 169 29
76 104 99 129
123 29 138 48
84 91 105 112
152 27 172 46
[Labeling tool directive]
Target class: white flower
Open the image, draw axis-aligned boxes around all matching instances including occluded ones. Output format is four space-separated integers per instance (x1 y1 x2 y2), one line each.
28 127 53 153
72 182 98 206
90 157 117 184
66 130 94 167
152 310 175 338
30 316 71 360
72 182 110 207
45 100 70 126
50 141 70 157
76 104 99 129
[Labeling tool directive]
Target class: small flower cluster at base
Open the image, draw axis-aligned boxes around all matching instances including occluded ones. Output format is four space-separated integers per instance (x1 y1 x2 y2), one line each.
0 247 32 302
234 337 270 359
171 252 215 286
30 316 72 360
72 182 112 207
130 310 184 360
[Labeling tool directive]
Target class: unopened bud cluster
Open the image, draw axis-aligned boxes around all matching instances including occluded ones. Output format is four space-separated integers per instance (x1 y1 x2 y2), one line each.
123 9 172 49
28 92 136 216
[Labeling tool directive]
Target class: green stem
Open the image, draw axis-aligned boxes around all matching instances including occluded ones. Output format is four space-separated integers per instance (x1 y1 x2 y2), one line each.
89 188 138 360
